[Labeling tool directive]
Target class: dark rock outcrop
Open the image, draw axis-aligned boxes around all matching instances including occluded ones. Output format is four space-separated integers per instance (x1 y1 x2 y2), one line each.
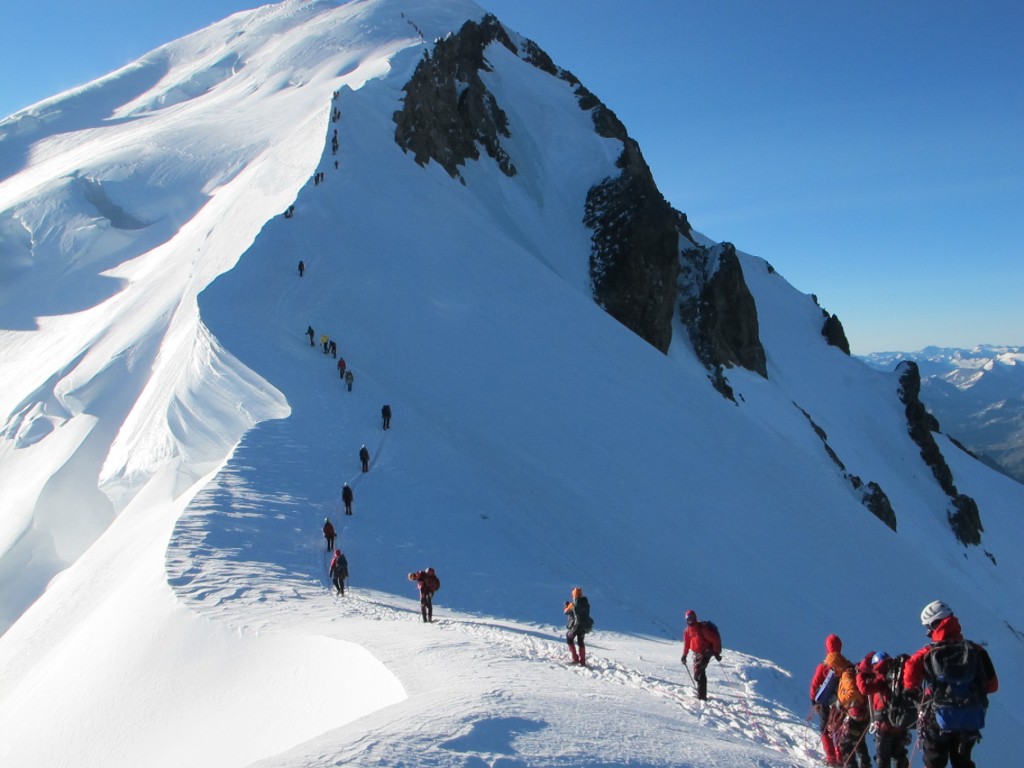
798 404 897 530
949 494 984 547
394 16 767 388
679 243 767 397
583 148 683 354
898 361 952 491
821 312 851 355
858 479 898 532
394 15 516 180
896 361 985 545
559 58 687 354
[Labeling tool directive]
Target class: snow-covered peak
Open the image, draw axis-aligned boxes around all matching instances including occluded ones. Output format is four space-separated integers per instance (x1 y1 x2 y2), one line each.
2 2 1023 766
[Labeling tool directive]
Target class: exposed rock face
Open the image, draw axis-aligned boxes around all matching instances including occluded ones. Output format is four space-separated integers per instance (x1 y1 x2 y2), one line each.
821 312 851 355
678 243 767 397
393 16 768 385
583 148 683 354
857 479 898 532
394 15 516 180
949 494 984 547
897 361 984 545
562 57 686 354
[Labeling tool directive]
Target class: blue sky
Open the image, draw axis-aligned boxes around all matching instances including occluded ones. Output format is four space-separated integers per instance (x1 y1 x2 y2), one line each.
2 0 1021 354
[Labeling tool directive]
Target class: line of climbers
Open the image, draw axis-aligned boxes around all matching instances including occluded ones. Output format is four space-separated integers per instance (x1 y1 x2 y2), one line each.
316 401 392 593
810 600 997 768
304 324 354 389
282 92 344 220
564 589 723 706
285 90 1002 765
286 89 443 622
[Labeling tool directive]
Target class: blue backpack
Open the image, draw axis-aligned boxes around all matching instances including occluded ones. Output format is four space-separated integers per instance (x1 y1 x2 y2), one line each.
925 641 988 733
813 669 839 706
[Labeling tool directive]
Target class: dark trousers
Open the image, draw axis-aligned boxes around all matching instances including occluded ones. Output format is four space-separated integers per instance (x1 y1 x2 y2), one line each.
692 652 711 700
875 727 909 768
922 731 978 768
567 629 586 663
325 535 335 550
839 716 871 768
332 575 345 595
344 501 352 515
420 593 433 622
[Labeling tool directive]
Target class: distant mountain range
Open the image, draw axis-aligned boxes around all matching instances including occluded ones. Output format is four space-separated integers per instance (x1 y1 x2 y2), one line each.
861 346 1024 483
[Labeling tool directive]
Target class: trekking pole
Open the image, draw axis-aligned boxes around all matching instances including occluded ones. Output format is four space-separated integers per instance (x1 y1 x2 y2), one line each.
682 660 696 690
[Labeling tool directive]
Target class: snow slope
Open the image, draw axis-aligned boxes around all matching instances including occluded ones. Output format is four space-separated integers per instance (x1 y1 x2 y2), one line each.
1 1 1022 766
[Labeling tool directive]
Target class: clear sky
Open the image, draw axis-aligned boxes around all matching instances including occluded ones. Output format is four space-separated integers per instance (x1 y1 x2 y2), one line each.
2 0 1021 354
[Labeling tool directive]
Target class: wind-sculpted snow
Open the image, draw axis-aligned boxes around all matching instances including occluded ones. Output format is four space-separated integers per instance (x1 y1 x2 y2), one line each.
169 457 822 767
2 1 1024 766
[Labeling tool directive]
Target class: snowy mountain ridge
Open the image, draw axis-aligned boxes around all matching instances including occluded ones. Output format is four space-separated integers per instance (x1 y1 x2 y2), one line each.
1 2 1022 766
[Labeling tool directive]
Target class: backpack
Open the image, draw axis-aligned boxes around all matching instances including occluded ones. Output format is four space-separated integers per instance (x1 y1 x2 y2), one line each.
924 641 988 733
814 654 853 706
838 668 868 717
699 620 721 653
814 669 839 706
424 572 440 593
574 596 594 633
330 555 348 578
883 654 918 730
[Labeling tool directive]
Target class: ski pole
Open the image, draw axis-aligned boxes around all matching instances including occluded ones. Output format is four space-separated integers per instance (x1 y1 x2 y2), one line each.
682 659 696 688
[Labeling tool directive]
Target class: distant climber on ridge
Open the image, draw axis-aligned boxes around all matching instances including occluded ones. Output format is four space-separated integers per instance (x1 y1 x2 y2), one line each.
329 549 348 596
564 587 593 666
322 517 336 551
409 567 440 622
680 610 721 701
